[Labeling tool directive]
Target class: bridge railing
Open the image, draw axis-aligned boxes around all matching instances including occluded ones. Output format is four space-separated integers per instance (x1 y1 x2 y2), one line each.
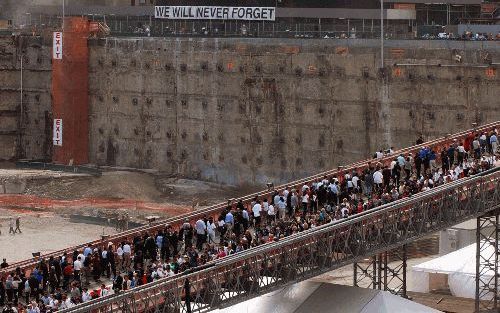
2 121 498 276
63 167 500 313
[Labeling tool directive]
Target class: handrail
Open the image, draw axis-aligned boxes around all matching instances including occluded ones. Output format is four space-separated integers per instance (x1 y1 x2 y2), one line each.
61 166 500 312
2 121 498 276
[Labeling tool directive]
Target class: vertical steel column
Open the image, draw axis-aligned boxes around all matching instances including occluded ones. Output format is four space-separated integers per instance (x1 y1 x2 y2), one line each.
382 245 407 297
377 253 383 290
354 246 407 297
185 278 192 313
353 256 379 289
475 211 500 312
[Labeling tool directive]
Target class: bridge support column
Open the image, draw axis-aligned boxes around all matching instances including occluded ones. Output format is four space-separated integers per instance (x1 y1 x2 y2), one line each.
475 210 500 313
354 245 407 297
354 254 380 290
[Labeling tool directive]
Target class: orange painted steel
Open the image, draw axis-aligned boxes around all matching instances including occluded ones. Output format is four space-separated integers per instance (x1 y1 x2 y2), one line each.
52 17 90 165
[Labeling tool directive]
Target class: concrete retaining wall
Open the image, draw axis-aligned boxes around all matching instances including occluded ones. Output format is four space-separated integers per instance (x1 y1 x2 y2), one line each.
87 37 500 185
1 36 499 186
0 36 52 161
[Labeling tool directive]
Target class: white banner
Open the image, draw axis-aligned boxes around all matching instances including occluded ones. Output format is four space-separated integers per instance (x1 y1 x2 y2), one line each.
155 6 275 21
53 32 63 60
53 119 63 146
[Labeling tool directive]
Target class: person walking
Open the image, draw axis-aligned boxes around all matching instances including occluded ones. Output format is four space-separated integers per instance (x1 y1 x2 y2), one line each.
14 218 21 234
8 219 15 235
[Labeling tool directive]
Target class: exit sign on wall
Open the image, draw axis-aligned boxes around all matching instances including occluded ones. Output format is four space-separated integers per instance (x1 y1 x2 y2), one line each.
53 119 63 146
53 32 63 60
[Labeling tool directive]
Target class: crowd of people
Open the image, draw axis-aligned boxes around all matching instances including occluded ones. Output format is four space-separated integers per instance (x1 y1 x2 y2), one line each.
0 129 498 312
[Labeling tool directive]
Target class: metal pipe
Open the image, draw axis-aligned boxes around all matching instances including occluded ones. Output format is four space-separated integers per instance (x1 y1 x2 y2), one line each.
62 0 65 31
394 63 490 68
475 216 481 313
20 54 23 154
380 0 384 68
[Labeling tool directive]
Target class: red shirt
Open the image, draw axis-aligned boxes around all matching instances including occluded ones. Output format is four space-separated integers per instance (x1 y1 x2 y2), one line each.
63 265 73 276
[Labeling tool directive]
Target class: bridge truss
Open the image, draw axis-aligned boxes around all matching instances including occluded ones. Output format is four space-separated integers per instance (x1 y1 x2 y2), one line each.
2 121 500 312
62 167 500 313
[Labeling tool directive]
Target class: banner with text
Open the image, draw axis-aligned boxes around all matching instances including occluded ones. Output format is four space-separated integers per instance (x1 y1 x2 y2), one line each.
155 6 275 21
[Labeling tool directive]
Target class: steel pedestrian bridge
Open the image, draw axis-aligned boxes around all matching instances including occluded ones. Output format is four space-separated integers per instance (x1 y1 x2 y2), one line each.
2 121 500 313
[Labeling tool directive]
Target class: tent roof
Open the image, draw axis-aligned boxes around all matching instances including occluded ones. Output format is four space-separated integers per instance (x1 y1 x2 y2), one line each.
413 241 495 277
215 282 441 313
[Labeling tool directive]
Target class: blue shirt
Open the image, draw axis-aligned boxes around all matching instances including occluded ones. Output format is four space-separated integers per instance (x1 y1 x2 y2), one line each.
429 151 436 161
83 247 92 257
419 148 429 160
491 135 498 143
329 183 338 194
242 210 249 220
156 235 163 248
397 155 405 166
225 212 234 224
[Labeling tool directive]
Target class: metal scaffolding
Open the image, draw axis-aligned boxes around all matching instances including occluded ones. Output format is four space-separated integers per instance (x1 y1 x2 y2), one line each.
476 209 500 312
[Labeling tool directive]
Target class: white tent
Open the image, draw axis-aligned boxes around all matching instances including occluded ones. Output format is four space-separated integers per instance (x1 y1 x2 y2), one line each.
215 281 442 313
411 241 496 299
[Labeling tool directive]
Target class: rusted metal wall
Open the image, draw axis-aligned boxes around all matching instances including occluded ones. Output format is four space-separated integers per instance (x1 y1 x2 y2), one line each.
52 17 89 165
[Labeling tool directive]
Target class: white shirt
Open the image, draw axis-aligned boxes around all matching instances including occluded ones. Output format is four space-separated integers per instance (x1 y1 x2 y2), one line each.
341 207 349 218
82 291 92 302
195 219 207 235
268 204 275 216
252 203 262 217
301 184 309 193
116 247 123 257
262 201 269 212
352 176 359 188
376 151 384 159
77 253 85 264
206 221 216 234
302 194 309 204
373 171 383 184
123 244 131 254
73 260 83 271
27 306 40 313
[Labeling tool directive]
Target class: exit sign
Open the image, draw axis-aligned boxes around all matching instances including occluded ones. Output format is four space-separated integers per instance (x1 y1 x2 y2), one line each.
53 32 63 60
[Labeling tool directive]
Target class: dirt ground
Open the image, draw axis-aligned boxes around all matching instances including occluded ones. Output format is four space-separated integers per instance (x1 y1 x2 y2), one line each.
0 208 118 263
0 168 262 218
22 170 258 207
0 167 261 263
